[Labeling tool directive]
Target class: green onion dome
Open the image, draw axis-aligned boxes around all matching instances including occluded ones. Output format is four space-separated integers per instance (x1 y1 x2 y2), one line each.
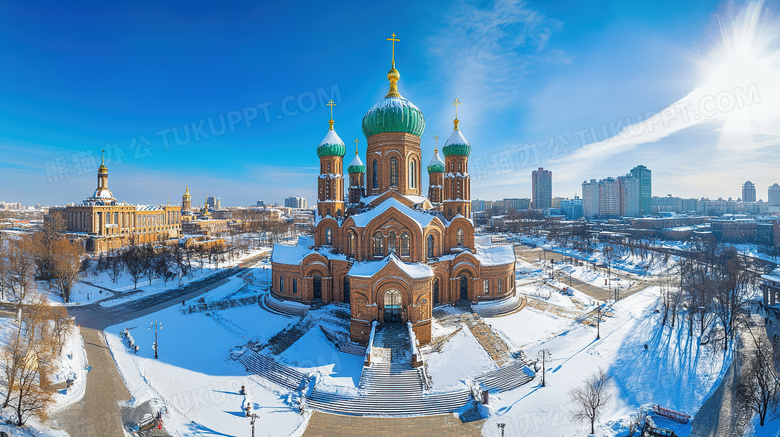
317 127 346 158
427 149 445 173
361 66 425 138
347 152 365 174
442 122 471 157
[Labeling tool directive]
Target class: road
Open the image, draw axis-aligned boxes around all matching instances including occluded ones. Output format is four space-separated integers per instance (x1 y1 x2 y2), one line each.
53 252 267 437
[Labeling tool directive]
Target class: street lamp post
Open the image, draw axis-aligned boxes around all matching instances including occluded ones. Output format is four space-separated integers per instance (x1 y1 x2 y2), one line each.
149 320 162 359
596 302 602 340
250 413 258 437
538 349 551 387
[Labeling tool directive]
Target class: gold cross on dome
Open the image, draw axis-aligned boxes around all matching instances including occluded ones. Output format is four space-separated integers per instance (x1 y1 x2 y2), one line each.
327 100 336 120
354 138 360 154
387 33 400 66
452 98 462 118
433 135 439 152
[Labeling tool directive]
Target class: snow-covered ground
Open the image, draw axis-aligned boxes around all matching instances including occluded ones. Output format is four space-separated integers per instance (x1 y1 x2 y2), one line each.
481 286 733 437
0 315 87 437
104 278 307 436
520 236 679 277
42 246 271 308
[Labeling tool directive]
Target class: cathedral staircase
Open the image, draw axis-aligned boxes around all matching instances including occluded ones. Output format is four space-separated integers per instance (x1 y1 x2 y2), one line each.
474 355 536 393
304 323 472 416
237 350 307 391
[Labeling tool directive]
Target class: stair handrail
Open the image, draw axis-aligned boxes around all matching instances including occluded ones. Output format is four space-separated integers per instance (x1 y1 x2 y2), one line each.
364 321 378 366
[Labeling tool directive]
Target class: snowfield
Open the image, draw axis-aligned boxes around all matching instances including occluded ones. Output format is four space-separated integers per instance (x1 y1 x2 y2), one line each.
481 286 732 437
104 278 307 436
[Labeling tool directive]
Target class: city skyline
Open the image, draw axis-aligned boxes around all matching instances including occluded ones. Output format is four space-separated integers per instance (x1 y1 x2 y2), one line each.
2 1 780 207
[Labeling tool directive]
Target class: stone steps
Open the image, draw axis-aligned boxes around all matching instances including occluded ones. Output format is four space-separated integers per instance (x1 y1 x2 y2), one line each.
238 351 306 391
474 357 536 393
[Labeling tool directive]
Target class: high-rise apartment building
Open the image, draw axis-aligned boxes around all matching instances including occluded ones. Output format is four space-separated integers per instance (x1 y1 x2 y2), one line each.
629 165 651 216
742 181 756 202
285 196 308 209
206 196 221 210
531 167 552 209
582 179 600 219
768 183 780 205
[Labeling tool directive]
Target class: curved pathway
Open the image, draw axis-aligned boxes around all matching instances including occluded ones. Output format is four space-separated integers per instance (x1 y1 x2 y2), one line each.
54 253 267 436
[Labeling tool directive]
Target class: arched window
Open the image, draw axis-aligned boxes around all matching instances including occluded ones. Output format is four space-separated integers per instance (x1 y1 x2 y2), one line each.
349 233 356 257
325 228 332 245
279 276 284 293
390 157 399 186
326 179 331 199
484 279 489 294
373 232 384 257
400 232 410 257
458 162 462 172
450 162 455 172
387 231 396 254
498 278 503 294
372 160 378 188
457 228 464 246
293 278 298 294
409 160 416 188
427 234 434 258
390 158 398 187
327 163 331 173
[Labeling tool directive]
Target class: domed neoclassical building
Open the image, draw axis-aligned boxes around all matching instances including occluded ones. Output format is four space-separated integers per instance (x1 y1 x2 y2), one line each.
271 42 515 345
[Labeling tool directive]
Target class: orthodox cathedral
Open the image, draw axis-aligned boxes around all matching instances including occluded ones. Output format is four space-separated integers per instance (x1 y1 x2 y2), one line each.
271 36 516 345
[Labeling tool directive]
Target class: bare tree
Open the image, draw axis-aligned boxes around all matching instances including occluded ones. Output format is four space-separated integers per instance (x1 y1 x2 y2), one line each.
123 246 145 289
7 235 36 305
51 238 84 303
2 293 57 425
105 249 123 284
570 368 613 435
738 341 779 426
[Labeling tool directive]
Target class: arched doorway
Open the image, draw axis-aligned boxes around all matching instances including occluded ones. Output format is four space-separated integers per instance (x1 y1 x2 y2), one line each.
459 275 469 301
383 289 402 323
313 274 322 301
433 278 439 306
343 277 350 304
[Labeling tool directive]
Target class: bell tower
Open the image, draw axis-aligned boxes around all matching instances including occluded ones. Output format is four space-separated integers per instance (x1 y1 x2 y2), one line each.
347 138 366 206
442 99 471 220
427 135 444 208
316 100 346 218
182 185 192 212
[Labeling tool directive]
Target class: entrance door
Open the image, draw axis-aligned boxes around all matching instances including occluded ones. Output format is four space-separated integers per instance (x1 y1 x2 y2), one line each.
460 275 469 301
343 277 350 304
313 274 322 300
383 289 402 323
433 278 439 306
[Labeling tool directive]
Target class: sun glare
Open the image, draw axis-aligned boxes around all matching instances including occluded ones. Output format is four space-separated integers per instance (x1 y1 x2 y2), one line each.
700 0 780 137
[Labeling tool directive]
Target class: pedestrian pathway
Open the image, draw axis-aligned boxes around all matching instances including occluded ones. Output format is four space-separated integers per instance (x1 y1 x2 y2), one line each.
302 411 483 436
689 314 763 437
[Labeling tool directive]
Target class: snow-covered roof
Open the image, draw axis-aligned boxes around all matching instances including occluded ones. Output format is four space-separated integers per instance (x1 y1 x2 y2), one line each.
429 150 444 166
348 153 364 167
136 205 164 211
89 188 115 199
351 197 436 230
271 238 348 265
348 253 433 279
444 128 469 147
319 129 344 146
361 193 429 206
474 245 516 266
271 244 311 264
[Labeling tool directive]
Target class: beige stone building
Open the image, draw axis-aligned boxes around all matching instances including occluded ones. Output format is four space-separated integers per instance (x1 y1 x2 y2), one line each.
53 156 181 252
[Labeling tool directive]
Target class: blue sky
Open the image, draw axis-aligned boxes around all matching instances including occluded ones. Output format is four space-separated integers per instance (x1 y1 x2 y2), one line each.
1 0 779 206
